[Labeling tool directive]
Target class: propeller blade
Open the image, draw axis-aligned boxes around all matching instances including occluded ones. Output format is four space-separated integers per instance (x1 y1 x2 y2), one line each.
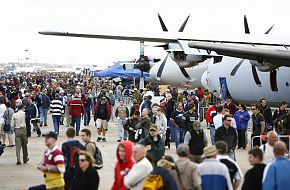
265 24 275 34
251 65 262 87
178 14 190 32
157 14 168 32
156 53 169 79
244 15 250 34
230 59 244 76
179 67 191 80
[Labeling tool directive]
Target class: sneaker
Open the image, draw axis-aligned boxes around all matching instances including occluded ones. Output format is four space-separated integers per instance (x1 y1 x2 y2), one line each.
102 138 106 142
24 158 29 164
16 162 21 165
44 124 48 126
96 137 102 142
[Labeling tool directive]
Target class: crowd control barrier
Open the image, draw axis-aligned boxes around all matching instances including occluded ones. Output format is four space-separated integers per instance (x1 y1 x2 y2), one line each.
251 135 290 158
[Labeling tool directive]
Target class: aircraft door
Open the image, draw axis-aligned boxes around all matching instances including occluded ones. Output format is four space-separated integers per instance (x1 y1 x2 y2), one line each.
219 77 231 101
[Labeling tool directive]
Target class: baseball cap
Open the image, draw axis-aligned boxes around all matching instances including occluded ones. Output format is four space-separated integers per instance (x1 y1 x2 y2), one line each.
149 124 158 131
132 99 138 104
45 131 58 140
193 121 201 130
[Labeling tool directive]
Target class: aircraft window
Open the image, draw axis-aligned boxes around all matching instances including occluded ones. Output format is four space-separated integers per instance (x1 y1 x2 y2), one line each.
270 70 278 91
286 82 289 87
174 52 186 61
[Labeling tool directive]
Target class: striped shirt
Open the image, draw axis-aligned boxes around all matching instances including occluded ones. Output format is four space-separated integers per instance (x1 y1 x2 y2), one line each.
50 100 64 115
43 145 65 189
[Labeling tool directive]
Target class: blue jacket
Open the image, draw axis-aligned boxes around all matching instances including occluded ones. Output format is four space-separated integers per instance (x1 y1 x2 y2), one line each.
234 111 250 130
263 157 290 190
152 166 177 190
42 94 51 109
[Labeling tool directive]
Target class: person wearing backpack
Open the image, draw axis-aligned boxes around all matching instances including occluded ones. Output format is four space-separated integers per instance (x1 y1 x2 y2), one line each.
111 141 135 190
215 141 243 190
80 128 103 170
143 155 178 190
170 144 201 190
62 127 85 190
184 121 208 163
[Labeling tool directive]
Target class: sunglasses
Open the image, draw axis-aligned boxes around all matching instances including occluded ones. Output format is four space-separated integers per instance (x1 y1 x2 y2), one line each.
150 129 157 132
79 159 87 162
226 120 232 122
251 108 256 110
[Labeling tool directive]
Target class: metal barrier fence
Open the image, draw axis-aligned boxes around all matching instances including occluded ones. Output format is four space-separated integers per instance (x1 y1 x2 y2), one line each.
251 135 290 157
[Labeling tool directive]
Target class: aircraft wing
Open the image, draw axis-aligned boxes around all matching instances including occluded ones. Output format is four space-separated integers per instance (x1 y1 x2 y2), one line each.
188 41 290 66
39 31 177 43
39 30 290 65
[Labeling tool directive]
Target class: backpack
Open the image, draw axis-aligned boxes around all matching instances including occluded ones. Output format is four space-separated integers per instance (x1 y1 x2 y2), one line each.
143 174 164 190
66 141 84 168
87 142 103 170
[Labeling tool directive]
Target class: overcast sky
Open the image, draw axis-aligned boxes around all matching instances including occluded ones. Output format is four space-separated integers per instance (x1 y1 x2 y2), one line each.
0 0 289 66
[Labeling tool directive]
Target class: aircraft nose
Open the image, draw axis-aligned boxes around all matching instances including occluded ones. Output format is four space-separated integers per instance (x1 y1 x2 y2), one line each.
149 62 160 81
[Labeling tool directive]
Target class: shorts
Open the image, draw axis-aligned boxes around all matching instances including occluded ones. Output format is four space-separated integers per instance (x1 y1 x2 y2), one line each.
96 119 108 130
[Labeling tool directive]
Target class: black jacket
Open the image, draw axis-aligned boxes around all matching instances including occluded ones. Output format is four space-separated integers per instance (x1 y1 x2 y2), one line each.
260 106 273 126
139 135 165 164
215 125 237 152
73 167 99 190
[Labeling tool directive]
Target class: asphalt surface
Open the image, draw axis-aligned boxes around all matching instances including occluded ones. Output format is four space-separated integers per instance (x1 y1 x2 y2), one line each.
0 114 251 190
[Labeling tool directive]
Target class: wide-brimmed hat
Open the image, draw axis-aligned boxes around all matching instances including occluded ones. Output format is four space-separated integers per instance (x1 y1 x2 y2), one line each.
157 155 175 167
202 146 218 158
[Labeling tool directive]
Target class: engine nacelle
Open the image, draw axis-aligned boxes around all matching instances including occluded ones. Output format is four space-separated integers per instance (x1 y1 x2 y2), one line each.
170 51 207 68
250 60 279 72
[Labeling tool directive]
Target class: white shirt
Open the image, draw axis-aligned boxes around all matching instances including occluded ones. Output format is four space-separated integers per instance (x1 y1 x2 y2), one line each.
213 113 224 129
124 157 153 190
260 143 275 164
231 118 237 128
0 104 7 125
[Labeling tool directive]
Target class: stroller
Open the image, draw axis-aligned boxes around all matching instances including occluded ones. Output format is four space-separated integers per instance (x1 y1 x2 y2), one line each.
0 141 5 157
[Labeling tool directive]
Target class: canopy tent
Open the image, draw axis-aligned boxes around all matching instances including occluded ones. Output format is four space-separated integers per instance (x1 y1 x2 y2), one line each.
94 61 149 78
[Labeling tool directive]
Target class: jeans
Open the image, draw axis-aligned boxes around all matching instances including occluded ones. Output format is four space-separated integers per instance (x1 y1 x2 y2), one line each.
167 120 175 142
38 106 43 125
42 109 48 125
174 127 185 148
117 118 127 140
71 116 81 134
84 106 91 125
52 115 61 134
210 125 216 145
237 128 246 148
25 117 31 137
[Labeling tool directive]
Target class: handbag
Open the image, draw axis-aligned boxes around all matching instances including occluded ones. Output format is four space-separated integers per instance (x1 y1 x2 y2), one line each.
3 109 11 132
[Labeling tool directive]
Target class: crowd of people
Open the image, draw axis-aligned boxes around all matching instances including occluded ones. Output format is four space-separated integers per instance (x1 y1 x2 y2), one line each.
0 72 290 190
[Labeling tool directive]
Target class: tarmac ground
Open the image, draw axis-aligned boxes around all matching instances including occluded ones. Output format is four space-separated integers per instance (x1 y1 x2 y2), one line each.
0 114 251 190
